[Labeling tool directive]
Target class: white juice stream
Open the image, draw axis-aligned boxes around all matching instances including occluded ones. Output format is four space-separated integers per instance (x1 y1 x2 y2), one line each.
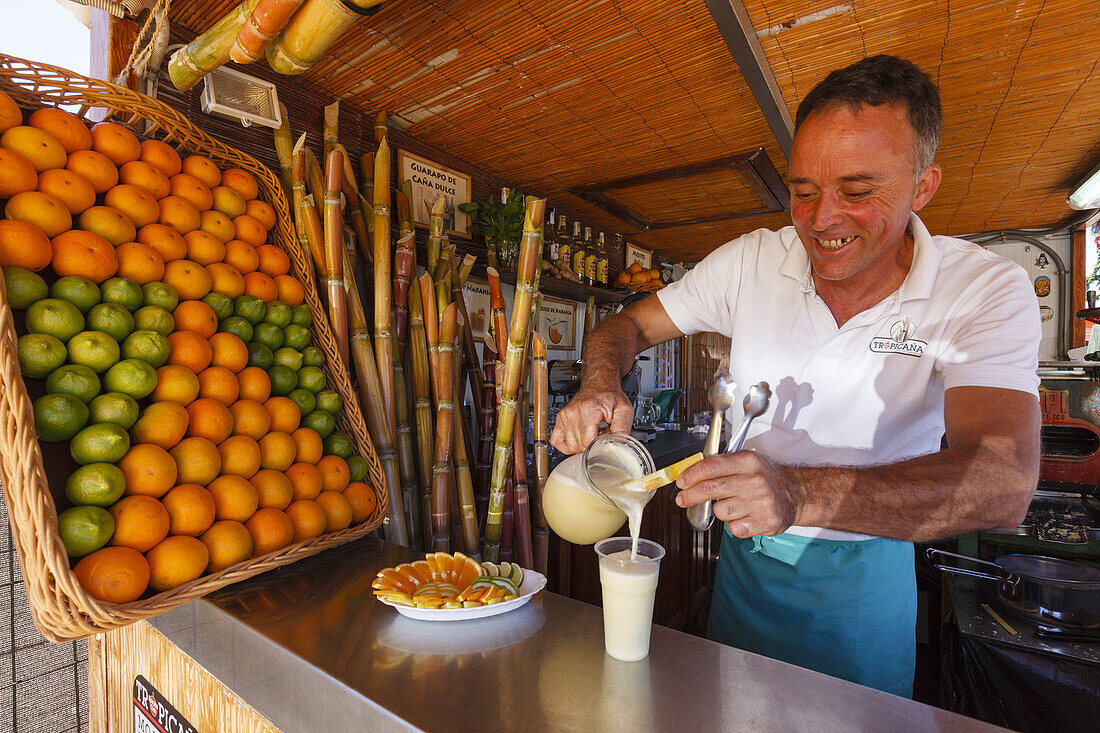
592 465 649 559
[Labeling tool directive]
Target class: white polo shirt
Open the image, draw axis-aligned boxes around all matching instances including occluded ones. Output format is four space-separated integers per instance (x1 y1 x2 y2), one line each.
658 213 1040 540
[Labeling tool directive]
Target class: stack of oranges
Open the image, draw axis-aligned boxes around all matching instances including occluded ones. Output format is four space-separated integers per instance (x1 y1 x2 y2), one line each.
614 262 663 288
0 90 378 605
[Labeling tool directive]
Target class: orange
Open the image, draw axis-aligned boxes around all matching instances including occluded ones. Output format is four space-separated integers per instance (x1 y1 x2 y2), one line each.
317 454 351 493
290 427 323 465
255 244 290 277
162 484 216 537
1 125 67 172
263 396 300 433
210 185 246 219
106 183 159 228
233 214 267 248
200 520 253 572
258 431 296 471
206 262 245 298
223 239 259 274
0 148 38 198
197 365 239 405
199 209 235 243
246 507 294 557
119 443 178 498
628 262 643 275
140 139 182 177
0 89 21 133
208 474 258 522
173 299 218 338
169 172 213 212
146 535 209 592
315 490 352 532
29 108 92 154
242 271 278 302
181 155 221 189
37 168 95 215
162 258 212 300
115 241 165 284
131 400 189 448
209 332 249 373
170 436 222 486
229 399 271 440
285 499 327 542
0 219 52 271
343 481 377 524
108 494 170 552
273 275 305 306
90 121 140 166
166 330 213 373
137 223 188 262
221 168 258 201
151 365 201 406
185 397 233 444
245 199 277 230
157 195 201 235
217 434 261 478
237 366 271 403
286 462 323 500
6 190 71 237
73 546 150 603
119 159 170 199
51 229 118 283
250 469 292 510
183 229 225 265
78 205 136 246
66 149 118 193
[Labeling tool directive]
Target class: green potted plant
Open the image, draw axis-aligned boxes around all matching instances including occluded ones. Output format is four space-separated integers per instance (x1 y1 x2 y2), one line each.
459 188 525 268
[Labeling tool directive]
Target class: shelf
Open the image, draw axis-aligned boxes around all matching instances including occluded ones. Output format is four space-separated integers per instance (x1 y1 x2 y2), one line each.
496 268 630 304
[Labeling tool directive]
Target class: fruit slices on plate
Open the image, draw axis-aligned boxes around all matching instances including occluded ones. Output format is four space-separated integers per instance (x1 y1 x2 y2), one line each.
372 552 526 609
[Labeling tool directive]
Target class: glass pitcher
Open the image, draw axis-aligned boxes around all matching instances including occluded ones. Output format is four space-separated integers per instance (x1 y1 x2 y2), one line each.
634 397 660 428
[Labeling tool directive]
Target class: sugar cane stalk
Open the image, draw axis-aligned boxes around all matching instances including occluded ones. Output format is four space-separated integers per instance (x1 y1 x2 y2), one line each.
407 278 435 545
532 334 550 575
426 195 444 274
476 336 497 530
449 259 483 421
323 150 348 366
427 302 458 551
273 103 294 195
396 180 414 236
168 0 260 92
231 0 305 64
333 143 371 265
323 101 339 160
372 134 396 429
450 328 480 558
267 0 384 75
496 360 514 561
391 231 421 548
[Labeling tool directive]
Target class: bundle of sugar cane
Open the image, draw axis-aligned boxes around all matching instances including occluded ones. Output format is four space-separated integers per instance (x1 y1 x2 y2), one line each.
168 0 261 91
273 103 294 194
476 336 497 529
483 197 546 562
230 0 306 63
532 333 550 575
421 277 457 551
407 278 435 545
323 150 349 366
267 0 384 75
391 231 421 549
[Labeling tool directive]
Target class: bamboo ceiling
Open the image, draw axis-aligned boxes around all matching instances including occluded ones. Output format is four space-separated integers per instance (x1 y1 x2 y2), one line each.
168 0 1100 263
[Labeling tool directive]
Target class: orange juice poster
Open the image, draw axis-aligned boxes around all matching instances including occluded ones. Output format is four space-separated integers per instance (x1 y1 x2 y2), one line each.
537 296 576 351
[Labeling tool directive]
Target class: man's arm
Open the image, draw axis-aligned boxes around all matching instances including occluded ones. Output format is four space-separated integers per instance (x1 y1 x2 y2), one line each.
675 385 1039 541
550 296 684 454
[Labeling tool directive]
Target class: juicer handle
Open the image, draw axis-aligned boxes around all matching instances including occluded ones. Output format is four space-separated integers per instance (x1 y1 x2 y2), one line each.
687 408 724 532
925 548 1018 588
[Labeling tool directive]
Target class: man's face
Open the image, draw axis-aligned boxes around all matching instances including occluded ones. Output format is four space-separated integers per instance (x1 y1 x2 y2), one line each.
788 103 940 288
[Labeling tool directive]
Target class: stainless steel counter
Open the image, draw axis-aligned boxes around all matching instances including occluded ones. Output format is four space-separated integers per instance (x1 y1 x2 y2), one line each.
149 538 1004 732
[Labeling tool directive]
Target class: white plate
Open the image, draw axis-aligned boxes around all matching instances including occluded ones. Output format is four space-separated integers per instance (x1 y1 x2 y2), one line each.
376 569 547 621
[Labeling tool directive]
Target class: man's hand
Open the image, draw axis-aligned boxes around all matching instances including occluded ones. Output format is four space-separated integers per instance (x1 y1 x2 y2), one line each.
675 451 803 538
550 385 634 455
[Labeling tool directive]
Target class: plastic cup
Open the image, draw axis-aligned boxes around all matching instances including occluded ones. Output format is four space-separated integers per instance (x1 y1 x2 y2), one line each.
595 537 665 661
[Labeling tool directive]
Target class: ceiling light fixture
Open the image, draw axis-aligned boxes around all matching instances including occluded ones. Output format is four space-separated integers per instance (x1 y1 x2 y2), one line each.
1068 160 1100 210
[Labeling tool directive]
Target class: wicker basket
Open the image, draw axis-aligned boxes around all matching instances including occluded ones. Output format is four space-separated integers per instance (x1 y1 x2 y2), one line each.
0 53 388 642
625 281 663 293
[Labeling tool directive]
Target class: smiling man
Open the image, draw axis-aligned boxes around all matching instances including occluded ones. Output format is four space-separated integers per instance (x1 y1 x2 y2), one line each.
550 55 1040 696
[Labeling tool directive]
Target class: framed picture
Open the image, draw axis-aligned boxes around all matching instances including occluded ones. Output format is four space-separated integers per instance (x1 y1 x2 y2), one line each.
537 296 577 351
461 277 491 341
625 242 652 270
398 149 471 237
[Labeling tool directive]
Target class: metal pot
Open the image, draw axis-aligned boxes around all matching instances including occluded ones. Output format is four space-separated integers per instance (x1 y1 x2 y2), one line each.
927 548 1100 630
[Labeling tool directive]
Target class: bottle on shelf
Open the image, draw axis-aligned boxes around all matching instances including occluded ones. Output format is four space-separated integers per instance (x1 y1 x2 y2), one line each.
571 221 585 282
547 210 559 264
597 232 609 286
557 214 573 277
584 226 597 287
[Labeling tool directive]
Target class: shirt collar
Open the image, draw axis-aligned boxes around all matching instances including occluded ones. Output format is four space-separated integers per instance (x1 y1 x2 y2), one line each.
778 226 813 291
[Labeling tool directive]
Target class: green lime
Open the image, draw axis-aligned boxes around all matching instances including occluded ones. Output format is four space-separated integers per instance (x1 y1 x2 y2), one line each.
302 409 335 438
50 275 101 313
202 291 234 321
58 505 114 557
263 300 292 328
273 347 303 371
4 266 48 309
33 393 89 442
267 364 297 396
301 346 324 367
26 298 85 342
133 305 174 336
315 389 343 414
219 315 253 343
252 322 283 351
323 431 353 458
88 392 139 429
121 330 171 367
283 324 310 351
247 342 273 370
46 364 100 403
142 281 178 311
100 277 143 312
64 463 125 507
234 294 265 325
297 365 326 394
67 331 121 373
70 422 130 465
346 455 368 482
17 333 67 379
290 304 312 328
103 358 158 399
286 388 316 416
86 303 135 342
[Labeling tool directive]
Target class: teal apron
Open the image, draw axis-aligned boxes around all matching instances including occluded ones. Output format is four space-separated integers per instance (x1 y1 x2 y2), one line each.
707 530 916 698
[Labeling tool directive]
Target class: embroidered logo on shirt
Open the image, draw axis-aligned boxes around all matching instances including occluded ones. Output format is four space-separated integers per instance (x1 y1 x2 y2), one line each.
869 317 927 357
